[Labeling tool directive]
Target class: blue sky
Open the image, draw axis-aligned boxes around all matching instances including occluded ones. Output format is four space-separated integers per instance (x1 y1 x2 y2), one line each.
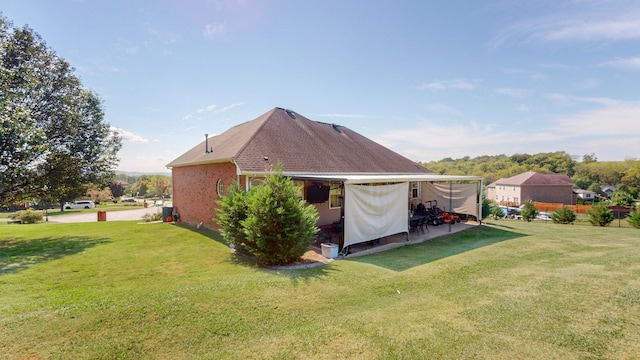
3 0 640 173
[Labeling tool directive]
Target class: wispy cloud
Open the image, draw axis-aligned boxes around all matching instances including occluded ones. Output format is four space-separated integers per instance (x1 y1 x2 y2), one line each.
110 127 149 143
146 26 179 44
491 5 640 48
601 56 640 69
217 102 244 112
515 104 531 112
545 93 622 107
422 103 462 115
417 78 481 91
495 87 532 98
314 113 368 119
203 22 228 39
182 102 243 120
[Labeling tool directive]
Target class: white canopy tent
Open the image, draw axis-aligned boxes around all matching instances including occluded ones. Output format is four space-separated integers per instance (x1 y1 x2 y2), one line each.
288 173 483 250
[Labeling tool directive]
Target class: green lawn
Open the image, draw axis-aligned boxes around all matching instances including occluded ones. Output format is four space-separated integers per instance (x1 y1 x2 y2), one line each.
1 220 639 359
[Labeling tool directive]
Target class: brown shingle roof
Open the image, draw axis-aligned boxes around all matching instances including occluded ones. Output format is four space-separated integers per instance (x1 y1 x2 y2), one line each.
167 107 431 174
496 171 574 186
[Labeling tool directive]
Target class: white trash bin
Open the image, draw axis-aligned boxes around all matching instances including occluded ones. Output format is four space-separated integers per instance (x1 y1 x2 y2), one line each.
321 243 339 259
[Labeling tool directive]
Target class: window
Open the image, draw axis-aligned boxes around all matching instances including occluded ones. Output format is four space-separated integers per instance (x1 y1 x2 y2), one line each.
216 179 224 197
514 197 519 204
329 182 342 209
410 182 419 199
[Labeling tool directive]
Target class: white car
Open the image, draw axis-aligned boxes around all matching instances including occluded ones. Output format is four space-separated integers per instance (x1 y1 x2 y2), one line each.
64 200 96 209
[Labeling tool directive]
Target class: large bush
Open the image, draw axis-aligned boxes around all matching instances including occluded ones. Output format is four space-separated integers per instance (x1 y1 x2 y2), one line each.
216 170 319 265
215 181 251 254
552 207 576 224
587 203 614 227
489 204 504 220
11 208 43 224
627 206 640 229
521 201 538 222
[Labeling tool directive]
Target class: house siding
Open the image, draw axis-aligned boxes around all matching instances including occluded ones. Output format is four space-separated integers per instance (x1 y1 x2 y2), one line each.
172 162 238 229
520 185 574 205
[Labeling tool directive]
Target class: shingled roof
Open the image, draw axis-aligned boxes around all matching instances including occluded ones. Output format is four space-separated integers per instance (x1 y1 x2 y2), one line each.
491 171 574 186
167 107 431 175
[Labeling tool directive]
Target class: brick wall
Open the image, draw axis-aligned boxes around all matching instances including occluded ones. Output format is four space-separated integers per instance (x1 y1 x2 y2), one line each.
171 162 238 230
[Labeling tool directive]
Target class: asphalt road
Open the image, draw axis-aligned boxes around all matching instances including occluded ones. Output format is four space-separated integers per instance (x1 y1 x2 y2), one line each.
50 206 164 223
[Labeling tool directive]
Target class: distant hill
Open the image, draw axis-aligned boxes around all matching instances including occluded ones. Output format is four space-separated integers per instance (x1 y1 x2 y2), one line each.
116 171 171 177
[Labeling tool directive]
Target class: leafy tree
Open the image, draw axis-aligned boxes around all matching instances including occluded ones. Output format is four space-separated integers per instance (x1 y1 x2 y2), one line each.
552 207 576 224
489 204 505 220
481 197 492 220
610 190 635 207
0 16 120 206
87 185 112 204
109 182 126 199
238 168 319 265
582 153 597 164
587 204 614 227
521 201 538 222
153 175 171 198
215 181 250 253
627 206 640 229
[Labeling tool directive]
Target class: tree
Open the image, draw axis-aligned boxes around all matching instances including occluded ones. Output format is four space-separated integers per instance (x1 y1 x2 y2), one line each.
0 16 120 206
153 175 171 198
587 204 614 227
109 182 126 199
521 201 538 222
87 185 112 204
215 181 250 253
216 167 320 266
243 169 320 265
610 190 635 207
627 205 640 229
552 207 576 224
489 204 505 220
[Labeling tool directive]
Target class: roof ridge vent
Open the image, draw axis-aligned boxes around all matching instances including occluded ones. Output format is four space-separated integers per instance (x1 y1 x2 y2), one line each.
285 109 296 119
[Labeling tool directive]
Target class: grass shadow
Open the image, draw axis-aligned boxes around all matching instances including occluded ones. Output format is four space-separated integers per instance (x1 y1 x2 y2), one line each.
0 236 111 275
348 225 527 272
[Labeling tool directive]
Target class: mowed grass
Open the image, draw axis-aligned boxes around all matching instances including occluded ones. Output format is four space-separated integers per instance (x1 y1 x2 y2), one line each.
1 220 639 359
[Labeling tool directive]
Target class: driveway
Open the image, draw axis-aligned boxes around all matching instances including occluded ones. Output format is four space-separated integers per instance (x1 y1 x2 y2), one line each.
51 206 164 223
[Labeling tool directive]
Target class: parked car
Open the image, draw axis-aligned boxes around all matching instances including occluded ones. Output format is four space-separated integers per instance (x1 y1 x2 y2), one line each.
121 197 136 202
64 200 96 209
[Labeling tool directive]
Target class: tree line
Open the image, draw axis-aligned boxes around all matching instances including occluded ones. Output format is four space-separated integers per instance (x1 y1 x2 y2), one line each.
421 151 640 204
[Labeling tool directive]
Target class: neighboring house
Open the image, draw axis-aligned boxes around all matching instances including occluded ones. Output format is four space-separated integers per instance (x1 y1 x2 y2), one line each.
166 107 481 251
486 171 575 206
574 188 596 202
600 184 615 199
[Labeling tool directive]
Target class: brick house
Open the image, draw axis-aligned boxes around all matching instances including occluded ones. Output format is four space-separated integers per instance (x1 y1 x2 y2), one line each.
167 107 481 250
486 171 575 206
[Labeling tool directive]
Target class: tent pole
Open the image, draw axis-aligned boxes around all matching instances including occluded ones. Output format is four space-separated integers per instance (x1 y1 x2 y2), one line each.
449 182 453 232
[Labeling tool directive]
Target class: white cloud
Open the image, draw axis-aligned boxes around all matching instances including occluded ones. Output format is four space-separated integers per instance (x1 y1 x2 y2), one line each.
552 101 640 137
601 56 640 69
217 102 245 112
423 103 462 115
545 93 621 107
417 78 481 91
110 127 149 143
203 22 227 39
515 104 531 112
491 5 640 47
495 87 532 98
314 113 367 119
